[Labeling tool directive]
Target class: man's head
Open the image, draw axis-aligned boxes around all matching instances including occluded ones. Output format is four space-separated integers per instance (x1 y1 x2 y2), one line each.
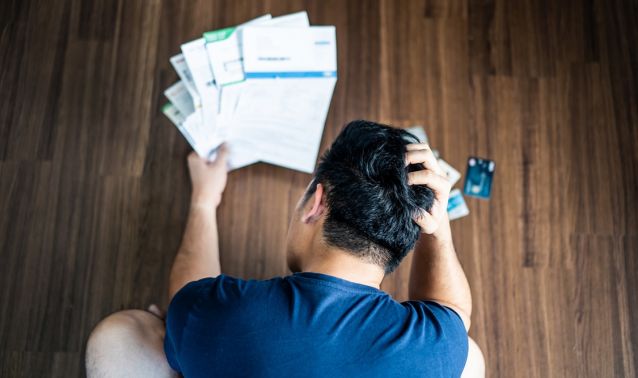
286 120 434 274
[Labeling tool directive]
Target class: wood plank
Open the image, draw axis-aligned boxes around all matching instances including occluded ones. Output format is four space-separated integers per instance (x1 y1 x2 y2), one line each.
0 0 636 376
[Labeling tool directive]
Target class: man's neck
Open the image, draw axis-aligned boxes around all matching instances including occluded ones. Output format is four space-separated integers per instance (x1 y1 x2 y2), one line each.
301 247 385 289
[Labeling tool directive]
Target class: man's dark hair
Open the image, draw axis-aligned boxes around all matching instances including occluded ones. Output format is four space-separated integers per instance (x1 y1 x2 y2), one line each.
307 120 434 273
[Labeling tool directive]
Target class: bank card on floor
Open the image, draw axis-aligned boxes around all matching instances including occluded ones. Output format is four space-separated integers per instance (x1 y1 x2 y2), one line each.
463 157 495 199
438 158 461 186
447 189 469 220
405 126 429 144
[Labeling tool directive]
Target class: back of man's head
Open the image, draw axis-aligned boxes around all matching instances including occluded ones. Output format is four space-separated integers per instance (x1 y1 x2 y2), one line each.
308 120 434 273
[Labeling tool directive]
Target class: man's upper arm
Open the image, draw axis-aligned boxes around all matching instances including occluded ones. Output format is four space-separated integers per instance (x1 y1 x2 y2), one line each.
426 299 471 331
164 278 212 372
404 300 469 376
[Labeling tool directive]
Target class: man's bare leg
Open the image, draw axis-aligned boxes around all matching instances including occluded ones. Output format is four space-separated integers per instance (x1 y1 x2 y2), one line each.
461 337 486 378
85 308 178 378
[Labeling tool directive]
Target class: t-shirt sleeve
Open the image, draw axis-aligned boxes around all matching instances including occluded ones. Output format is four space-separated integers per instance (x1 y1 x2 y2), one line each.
164 278 214 373
403 300 469 376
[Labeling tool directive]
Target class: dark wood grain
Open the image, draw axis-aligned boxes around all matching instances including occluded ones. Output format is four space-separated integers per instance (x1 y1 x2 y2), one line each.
0 0 636 376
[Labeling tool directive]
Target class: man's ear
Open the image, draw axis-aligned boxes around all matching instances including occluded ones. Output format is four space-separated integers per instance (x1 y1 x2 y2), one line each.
301 183 326 224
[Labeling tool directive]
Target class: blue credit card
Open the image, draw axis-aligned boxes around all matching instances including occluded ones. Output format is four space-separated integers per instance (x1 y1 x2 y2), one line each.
447 189 469 220
463 157 495 199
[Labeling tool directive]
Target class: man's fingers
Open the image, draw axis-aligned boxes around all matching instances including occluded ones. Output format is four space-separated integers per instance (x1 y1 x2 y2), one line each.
216 143 228 157
407 143 449 234
407 169 451 193
200 144 228 165
405 144 443 175
213 144 228 164
413 209 439 234
406 143 429 151
405 150 442 175
187 152 206 171
188 151 200 162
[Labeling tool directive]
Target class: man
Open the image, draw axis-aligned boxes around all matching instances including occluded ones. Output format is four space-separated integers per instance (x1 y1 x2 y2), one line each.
86 120 485 377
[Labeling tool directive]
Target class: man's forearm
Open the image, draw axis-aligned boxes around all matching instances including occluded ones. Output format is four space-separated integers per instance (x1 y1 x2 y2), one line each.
408 220 472 330
168 204 221 300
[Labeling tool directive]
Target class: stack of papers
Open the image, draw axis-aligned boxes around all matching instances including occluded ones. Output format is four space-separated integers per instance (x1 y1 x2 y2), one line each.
162 11 338 173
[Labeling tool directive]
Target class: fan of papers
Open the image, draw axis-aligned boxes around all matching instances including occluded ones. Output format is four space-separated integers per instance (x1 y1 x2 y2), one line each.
162 11 338 173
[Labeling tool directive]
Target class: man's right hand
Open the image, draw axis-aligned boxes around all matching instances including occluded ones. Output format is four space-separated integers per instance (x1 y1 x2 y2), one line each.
405 143 453 240
187 145 229 209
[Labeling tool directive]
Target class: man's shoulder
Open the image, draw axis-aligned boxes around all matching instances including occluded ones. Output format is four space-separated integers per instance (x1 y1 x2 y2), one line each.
402 299 467 326
400 300 468 348
168 275 290 325
173 274 288 303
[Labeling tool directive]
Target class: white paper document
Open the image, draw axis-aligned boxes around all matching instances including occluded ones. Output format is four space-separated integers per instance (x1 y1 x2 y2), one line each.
169 54 200 107
227 26 337 173
164 81 195 116
162 103 196 149
438 158 462 186
163 12 338 173
405 126 429 144
180 38 220 136
204 11 310 87
162 102 185 127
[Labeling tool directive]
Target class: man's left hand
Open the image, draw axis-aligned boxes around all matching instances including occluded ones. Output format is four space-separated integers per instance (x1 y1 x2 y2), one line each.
188 145 229 209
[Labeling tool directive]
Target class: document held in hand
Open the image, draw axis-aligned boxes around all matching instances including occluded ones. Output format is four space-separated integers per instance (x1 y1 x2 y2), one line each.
163 12 338 174
226 26 338 173
204 11 310 87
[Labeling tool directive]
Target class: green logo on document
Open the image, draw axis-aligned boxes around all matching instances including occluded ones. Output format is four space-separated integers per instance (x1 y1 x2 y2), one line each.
203 27 236 42
161 103 173 112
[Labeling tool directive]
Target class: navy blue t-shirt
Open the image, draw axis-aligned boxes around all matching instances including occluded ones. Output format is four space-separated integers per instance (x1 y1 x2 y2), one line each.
165 273 468 377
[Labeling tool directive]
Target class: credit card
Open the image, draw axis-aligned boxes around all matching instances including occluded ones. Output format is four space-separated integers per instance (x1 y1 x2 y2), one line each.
463 157 495 199
438 158 461 186
404 125 429 144
447 189 470 220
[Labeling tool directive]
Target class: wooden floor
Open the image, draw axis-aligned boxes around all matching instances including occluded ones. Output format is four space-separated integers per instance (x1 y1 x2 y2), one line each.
1 0 636 376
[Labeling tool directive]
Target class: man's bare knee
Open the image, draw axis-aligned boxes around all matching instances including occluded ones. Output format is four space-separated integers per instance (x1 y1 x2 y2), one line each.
88 310 162 345
86 310 175 378
461 337 485 378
